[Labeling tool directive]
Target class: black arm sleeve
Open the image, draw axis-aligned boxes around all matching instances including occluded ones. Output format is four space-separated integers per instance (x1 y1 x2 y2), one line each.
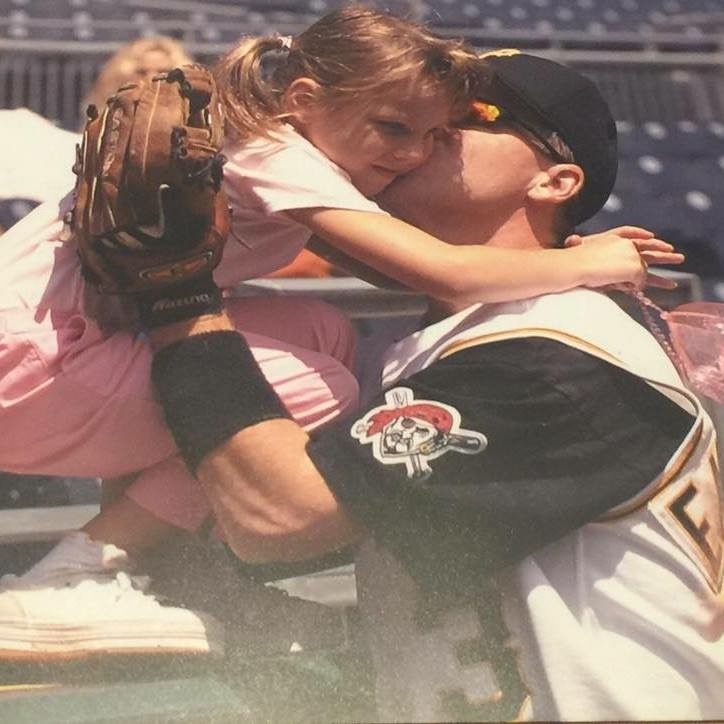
152 331 290 472
307 338 694 596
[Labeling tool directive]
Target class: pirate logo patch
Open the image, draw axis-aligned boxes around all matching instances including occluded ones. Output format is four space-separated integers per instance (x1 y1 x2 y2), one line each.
351 387 487 480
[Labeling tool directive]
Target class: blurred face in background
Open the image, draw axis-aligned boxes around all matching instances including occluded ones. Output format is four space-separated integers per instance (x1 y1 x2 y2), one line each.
80 37 192 124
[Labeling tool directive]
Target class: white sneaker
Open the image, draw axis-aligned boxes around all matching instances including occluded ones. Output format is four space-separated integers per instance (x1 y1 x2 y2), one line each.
0 533 224 661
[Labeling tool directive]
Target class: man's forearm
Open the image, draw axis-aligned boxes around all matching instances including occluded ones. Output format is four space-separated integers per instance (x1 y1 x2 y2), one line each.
197 421 363 562
148 310 234 350
149 312 364 560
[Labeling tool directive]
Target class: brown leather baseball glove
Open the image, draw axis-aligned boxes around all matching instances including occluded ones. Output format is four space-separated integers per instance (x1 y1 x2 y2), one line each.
71 64 229 296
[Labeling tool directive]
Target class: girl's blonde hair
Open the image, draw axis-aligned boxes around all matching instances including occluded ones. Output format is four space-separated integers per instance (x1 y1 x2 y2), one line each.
81 36 193 122
215 5 477 140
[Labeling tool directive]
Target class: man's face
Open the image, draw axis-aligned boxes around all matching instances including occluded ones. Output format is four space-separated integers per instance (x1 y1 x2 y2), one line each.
378 125 549 237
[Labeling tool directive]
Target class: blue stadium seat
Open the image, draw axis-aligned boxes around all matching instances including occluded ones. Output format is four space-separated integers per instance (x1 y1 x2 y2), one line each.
618 122 671 157
583 122 724 276
656 189 724 275
615 157 671 197
663 121 724 159
74 23 148 43
126 7 195 24
3 21 72 41
584 188 662 233
421 0 724 35
424 1 471 27
0 198 39 231
0 473 72 509
675 158 724 195
196 24 255 44
3 0 69 19
3 0 722 41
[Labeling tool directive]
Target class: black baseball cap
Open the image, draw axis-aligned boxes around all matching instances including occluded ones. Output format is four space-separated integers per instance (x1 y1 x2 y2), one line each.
475 52 618 224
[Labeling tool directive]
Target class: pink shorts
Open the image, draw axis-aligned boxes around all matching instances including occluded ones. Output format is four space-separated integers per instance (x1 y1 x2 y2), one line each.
0 295 359 530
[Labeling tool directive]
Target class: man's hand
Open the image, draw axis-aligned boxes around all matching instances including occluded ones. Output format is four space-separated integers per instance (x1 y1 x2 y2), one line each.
565 225 685 291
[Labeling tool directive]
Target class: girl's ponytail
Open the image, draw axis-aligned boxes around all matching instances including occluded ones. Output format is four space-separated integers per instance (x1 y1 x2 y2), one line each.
215 7 478 141
214 36 288 140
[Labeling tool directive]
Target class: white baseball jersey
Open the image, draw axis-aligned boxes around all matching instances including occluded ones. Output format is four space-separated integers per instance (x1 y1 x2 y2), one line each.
351 288 723 721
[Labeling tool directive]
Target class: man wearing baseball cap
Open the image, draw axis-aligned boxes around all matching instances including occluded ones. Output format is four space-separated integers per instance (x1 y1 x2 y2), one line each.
4 52 721 719
129 51 722 720
474 49 619 224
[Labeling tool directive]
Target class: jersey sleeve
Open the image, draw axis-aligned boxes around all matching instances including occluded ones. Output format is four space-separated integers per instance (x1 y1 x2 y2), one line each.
307 337 695 595
223 127 387 216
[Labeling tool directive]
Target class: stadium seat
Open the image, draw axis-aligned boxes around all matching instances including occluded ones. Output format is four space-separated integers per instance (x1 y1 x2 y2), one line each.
583 122 724 276
421 0 724 35
0 198 39 231
0 473 73 509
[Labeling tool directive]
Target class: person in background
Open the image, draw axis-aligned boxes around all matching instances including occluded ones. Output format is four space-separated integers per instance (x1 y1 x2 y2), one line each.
79 36 193 120
0 36 192 224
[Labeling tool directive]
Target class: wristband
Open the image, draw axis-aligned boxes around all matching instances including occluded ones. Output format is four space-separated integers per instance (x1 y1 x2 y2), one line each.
137 274 223 329
152 331 291 472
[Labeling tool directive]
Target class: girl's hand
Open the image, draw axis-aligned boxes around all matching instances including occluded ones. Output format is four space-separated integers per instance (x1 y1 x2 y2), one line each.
565 226 685 291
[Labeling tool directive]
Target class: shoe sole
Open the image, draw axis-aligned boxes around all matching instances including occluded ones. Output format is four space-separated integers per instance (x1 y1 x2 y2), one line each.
0 646 220 662
0 618 224 661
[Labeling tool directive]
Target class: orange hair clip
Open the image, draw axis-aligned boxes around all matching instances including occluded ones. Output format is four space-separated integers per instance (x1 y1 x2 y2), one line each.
470 100 501 122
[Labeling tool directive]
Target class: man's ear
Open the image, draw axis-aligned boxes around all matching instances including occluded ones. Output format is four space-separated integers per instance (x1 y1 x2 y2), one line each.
282 78 322 121
528 164 584 207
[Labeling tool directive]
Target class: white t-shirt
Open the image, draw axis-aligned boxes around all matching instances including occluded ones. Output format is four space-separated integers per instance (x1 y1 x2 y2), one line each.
217 124 385 287
0 124 385 319
0 109 78 204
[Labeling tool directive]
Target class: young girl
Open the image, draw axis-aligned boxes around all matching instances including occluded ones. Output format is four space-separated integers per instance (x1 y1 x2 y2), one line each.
213 8 654 304
0 7 676 659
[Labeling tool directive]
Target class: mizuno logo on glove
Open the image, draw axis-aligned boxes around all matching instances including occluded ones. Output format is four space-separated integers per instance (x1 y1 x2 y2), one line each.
151 293 213 312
